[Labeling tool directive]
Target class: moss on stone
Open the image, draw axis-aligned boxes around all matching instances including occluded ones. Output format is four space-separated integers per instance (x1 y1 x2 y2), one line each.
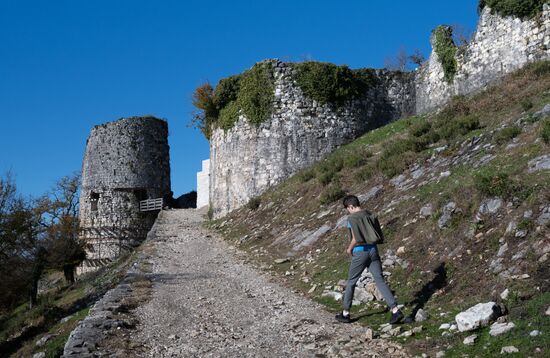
433 26 458 84
218 101 240 131
236 62 275 126
478 0 547 19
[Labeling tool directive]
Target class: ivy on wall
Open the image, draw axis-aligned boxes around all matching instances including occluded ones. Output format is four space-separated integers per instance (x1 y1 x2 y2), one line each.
478 0 547 19
292 62 378 106
433 26 458 84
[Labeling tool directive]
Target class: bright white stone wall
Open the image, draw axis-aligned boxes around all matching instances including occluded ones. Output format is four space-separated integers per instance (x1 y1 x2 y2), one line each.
197 159 210 209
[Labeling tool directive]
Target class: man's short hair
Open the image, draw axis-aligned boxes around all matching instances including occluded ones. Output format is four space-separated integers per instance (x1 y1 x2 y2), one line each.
343 195 360 208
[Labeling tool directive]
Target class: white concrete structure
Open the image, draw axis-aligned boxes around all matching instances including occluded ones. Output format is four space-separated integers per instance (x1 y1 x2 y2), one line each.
197 159 210 209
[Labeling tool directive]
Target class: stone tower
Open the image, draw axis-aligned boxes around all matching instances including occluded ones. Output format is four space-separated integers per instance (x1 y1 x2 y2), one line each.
78 116 171 273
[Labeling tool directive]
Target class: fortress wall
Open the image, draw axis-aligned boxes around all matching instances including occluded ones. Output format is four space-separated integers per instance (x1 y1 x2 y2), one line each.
209 61 415 218
416 5 550 113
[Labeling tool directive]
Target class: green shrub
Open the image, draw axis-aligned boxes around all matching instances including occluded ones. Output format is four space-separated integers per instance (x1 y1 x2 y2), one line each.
320 185 346 205
191 83 217 139
474 169 529 199
409 119 432 137
343 150 370 168
479 0 546 19
494 126 522 144
377 151 416 178
213 75 241 110
218 101 240 131
293 62 378 105
433 26 458 83
356 163 376 181
318 157 344 175
237 63 275 125
297 168 316 182
436 114 481 140
520 98 534 111
541 118 550 144
247 197 261 210
319 171 336 185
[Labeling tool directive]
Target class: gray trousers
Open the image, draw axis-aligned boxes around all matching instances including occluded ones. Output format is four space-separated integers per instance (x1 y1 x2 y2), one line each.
343 248 397 311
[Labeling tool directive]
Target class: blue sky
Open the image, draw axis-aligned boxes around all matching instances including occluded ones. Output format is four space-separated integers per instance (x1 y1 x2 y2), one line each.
0 0 479 198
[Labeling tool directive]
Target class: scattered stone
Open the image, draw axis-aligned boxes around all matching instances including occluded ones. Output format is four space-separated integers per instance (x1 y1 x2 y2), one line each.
438 202 460 229
440 171 451 177
489 322 515 336
389 327 401 336
500 346 519 354
308 284 317 294
527 154 550 173
436 350 445 358
419 204 433 218
412 326 423 334
530 330 541 337
321 291 343 301
449 324 457 331
60 315 74 324
523 209 533 218
505 221 517 235
33 353 46 358
463 334 477 345
439 323 451 330
478 198 503 215
497 243 508 257
396 246 406 255
500 289 510 300
537 206 550 226
274 258 290 264
365 328 374 340
415 308 428 322
455 302 501 332
515 230 527 238
36 334 55 347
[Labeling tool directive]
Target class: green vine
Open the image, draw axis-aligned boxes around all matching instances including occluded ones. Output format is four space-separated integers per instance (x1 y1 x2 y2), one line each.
478 0 547 19
292 62 378 106
433 26 458 84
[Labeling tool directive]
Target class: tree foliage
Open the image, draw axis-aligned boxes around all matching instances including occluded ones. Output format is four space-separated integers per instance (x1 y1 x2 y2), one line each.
479 0 547 19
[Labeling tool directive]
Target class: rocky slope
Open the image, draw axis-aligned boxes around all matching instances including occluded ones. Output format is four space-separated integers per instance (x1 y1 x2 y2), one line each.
211 62 550 357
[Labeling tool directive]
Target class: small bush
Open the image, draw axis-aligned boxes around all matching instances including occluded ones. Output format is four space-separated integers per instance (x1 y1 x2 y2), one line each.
474 169 527 199
436 114 481 140
378 150 416 178
433 26 458 83
343 150 370 168
494 126 522 144
293 62 378 106
409 119 432 137
320 185 346 205
319 171 336 185
297 168 316 182
520 98 534 111
541 118 550 144
318 157 344 175
479 0 546 19
247 197 261 211
213 75 241 110
218 101 240 131
356 163 376 181
237 63 275 125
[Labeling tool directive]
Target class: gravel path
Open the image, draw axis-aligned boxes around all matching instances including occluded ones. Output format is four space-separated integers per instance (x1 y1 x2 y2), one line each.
130 209 409 357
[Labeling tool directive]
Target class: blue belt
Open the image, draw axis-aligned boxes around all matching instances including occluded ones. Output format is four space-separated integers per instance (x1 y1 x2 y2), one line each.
352 245 376 253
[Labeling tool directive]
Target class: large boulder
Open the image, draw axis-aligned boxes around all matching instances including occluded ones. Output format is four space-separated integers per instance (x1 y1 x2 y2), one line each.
455 302 501 332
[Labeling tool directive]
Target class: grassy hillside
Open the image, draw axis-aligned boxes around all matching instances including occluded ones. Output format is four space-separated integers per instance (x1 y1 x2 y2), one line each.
210 61 550 357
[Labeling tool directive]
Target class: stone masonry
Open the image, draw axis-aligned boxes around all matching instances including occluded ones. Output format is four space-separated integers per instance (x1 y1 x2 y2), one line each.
209 61 415 218
416 5 550 113
207 5 550 218
78 116 171 274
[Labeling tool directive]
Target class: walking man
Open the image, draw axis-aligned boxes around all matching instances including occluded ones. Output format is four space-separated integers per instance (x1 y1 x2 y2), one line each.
335 195 403 324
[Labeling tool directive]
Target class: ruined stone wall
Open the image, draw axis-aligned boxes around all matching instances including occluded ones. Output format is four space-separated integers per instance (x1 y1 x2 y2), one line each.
416 5 550 113
210 61 415 218
79 117 171 273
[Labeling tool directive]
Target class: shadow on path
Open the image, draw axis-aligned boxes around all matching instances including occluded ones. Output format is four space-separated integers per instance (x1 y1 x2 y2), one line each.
405 262 447 322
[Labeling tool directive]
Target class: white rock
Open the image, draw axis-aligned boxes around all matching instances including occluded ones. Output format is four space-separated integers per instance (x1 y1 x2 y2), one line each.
455 302 500 332
528 154 550 173
396 246 406 255
545 306 550 316
497 243 508 257
500 346 519 354
321 291 342 301
479 198 503 215
500 288 509 300
529 330 541 337
463 334 477 345
489 322 515 336
415 308 428 322
419 204 433 218
439 323 451 330
32 353 46 358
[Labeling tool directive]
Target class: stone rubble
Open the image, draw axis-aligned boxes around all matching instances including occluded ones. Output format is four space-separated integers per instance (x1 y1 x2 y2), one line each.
455 302 501 332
